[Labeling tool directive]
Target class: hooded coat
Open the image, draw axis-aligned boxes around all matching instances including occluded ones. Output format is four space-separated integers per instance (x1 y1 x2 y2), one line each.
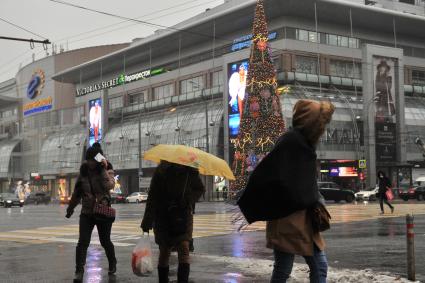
67 162 116 215
238 99 334 256
141 162 205 247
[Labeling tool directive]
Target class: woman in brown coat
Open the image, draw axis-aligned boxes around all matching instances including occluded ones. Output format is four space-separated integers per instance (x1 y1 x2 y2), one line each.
141 161 205 283
267 100 334 283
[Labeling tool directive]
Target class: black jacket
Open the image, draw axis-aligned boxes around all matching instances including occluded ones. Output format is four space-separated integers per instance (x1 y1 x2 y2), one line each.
237 129 320 224
378 176 391 195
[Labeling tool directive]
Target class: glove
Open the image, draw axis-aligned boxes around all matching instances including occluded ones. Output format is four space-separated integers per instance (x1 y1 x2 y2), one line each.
140 222 150 233
65 209 73 219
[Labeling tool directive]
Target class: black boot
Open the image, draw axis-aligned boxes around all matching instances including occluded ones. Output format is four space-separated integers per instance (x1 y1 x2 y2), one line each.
74 246 86 282
108 260 117 275
177 263 190 283
158 266 169 283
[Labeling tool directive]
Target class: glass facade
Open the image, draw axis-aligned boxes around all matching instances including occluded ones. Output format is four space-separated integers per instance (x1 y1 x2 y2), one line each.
109 96 123 110
39 127 86 175
0 139 20 177
295 56 318 74
180 76 204 95
330 60 362 79
103 100 223 171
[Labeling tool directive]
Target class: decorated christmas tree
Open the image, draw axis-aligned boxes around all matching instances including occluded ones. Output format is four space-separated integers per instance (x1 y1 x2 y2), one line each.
230 0 286 193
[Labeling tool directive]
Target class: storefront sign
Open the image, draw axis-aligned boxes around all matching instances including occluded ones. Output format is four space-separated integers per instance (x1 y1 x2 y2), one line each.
231 32 277 52
376 122 396 162
139 177 151 188
323 127 363 145
27 69 45 99
23 96 53 116
76 67 166 97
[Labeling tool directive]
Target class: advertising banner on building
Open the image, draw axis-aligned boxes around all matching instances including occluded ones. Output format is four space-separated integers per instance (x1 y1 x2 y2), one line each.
375 122 396 162
228 60 249 167
88 98 102 146
373 57 396 123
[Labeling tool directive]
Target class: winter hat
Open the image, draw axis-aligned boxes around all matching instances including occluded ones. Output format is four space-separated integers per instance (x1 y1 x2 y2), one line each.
292 99 335 145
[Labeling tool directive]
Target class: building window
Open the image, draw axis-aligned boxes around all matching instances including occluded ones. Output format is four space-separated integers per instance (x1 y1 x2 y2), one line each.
128 90 148 105
349 38 359 48
412 70 425 85
153 83 175 100
338 36 349 47
399 0 415 4
211 70 223 87
272 55 282 71
330 60 362 79
109 96 123 110
296 56 318 74
296 29 318 43
180 76 204 94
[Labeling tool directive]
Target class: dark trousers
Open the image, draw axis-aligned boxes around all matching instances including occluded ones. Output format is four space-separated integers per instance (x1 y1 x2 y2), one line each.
158 241 190 267
75 214 116 271
379 194 394 212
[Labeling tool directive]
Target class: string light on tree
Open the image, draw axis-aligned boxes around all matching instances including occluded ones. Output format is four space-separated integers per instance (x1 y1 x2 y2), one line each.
230 0 286 192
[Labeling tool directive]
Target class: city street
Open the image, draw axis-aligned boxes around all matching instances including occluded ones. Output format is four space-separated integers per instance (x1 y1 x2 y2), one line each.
0 201 424 282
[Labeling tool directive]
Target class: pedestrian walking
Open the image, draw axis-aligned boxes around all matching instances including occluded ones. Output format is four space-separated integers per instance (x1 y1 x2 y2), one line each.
377 171 394 214
238 99 335 283
65 144 117 282
141 161 205 283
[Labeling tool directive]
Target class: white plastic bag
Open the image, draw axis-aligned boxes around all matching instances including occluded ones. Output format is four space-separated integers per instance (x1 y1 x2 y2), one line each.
132 235 153 277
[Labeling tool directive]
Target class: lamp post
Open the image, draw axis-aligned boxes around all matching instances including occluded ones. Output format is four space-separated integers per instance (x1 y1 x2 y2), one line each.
138 96 143 192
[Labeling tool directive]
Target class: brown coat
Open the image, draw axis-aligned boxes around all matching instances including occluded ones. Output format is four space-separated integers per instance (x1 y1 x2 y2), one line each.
266 209 325 257
141 163 205 247
68 162 116 215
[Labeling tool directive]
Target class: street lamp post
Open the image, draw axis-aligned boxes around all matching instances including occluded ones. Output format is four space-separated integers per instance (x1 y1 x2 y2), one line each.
138 96 143 192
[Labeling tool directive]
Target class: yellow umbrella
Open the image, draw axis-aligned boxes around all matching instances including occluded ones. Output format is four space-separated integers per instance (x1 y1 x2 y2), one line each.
143 144 235 180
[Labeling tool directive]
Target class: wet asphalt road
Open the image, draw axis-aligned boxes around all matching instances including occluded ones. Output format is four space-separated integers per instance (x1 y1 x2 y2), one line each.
0 201 424 282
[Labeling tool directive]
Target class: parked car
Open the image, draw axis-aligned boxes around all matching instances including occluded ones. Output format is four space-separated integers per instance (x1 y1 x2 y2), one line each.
125 192 148 203
110 193 126 204
318 182 355 203
355 186 379 201
398 186 417 201
25 192 51 205
0 193 24 208
414 186 425 201
59 195 71 204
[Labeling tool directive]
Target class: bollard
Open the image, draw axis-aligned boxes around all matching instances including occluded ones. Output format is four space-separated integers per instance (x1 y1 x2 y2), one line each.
406 214 415 281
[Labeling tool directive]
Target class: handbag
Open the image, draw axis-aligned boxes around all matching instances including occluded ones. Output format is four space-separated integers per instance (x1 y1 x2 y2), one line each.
385 187 394 201
310 202 331 233
88 176 116 223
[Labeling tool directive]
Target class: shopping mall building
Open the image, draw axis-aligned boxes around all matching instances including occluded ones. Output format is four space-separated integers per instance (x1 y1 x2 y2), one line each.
2 0 425 199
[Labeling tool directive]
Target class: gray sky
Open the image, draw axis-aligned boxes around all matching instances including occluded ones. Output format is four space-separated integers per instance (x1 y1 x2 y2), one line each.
0 0 224 82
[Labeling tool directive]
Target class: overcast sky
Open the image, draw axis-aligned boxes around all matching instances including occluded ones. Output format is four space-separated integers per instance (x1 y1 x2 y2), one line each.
0 0 225 83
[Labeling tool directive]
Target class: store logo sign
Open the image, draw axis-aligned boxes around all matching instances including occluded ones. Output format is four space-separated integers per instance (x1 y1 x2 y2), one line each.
27 69 45 99
76 68 166 97
231 32 277 52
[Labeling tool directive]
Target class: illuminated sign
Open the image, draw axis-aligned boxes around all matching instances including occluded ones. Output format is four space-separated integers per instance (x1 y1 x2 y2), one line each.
23 96 53 116
329 167 358 177
88 98 102 146
231 32 277 52
76 67 166 97
228 60 249 167
27 69 45 99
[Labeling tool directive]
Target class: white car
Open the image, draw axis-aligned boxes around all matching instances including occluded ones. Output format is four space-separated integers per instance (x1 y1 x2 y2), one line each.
355 186 379 201
125 192 148 203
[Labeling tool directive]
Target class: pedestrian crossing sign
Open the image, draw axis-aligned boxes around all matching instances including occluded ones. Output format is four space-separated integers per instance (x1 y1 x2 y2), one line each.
359 159 367 169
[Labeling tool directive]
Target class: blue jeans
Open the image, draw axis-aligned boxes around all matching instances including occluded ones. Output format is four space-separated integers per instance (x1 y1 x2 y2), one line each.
271 245 328 283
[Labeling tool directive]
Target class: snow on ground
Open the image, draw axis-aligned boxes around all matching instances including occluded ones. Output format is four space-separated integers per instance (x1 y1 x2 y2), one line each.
198 254 420 282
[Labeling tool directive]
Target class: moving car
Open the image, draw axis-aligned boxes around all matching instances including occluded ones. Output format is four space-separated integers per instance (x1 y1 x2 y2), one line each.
414 186 425 201
399 186 418 201
59 195 71 204
125 192 148 203
25 192 51 205
355 186 379 201
110 193 126 204
317 182 355 203
0 193 24 208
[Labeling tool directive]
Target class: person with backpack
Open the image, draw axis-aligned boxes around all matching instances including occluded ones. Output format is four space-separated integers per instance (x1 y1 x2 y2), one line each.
141 161 205 283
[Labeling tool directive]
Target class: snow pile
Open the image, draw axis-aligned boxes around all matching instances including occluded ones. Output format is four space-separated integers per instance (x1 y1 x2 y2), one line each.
198 254 420 283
